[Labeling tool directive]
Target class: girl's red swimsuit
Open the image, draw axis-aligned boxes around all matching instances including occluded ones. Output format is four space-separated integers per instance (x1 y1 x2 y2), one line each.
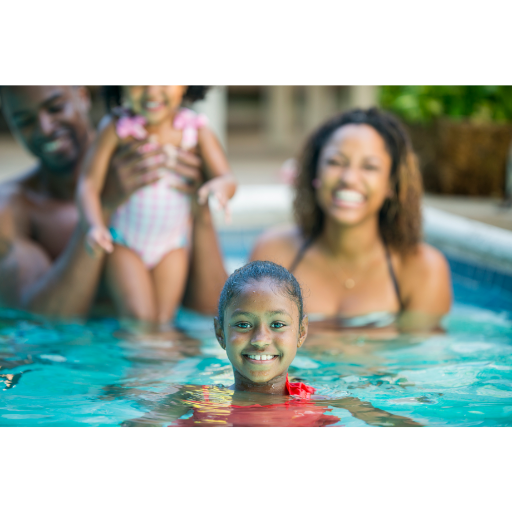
170 376 340 427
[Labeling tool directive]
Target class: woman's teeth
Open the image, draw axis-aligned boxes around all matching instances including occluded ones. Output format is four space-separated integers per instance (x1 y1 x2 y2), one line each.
334 190 364 203
245 354 276 361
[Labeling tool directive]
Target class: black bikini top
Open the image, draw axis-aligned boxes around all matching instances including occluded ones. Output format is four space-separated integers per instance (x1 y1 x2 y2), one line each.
289 238 404 312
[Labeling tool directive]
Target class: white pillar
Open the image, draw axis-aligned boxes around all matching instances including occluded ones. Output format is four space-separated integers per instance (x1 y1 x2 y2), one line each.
304 86 337 132
264 86 294 150
193 86 228 150
349 86 379 109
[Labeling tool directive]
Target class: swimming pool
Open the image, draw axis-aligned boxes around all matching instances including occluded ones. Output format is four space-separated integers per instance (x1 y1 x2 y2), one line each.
0 229 511 427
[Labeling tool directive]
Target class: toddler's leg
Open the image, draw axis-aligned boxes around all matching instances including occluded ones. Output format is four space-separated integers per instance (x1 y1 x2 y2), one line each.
151 247 189 324
105 244 157 322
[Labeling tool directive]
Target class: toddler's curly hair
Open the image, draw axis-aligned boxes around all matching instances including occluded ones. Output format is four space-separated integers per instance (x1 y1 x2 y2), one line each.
103 86 210 110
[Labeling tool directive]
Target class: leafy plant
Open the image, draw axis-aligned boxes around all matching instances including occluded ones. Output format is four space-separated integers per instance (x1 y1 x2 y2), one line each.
379 86 512 123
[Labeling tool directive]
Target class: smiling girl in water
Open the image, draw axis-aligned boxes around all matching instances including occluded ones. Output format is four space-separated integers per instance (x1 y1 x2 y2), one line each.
119 261 420 427
77 86 236 326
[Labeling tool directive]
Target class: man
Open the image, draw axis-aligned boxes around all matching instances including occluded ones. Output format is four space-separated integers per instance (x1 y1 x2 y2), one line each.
0 86 226 318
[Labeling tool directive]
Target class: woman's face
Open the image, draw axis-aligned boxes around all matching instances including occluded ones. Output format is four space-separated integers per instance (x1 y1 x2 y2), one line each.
315 123 393 227
215 279 308 385
124 86 187 125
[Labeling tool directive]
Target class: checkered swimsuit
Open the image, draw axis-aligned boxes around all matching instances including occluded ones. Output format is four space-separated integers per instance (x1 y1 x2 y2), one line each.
109 108 207 268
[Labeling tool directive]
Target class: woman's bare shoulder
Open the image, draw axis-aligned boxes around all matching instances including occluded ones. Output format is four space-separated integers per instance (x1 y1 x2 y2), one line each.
402 243 450 276
400 243 452 312
250 225 304 268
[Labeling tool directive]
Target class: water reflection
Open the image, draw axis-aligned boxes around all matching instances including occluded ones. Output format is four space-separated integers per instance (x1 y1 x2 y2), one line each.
0 307 510 426
114 384 421 427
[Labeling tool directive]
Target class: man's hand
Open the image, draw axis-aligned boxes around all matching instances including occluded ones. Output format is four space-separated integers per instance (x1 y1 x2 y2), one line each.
101 142 205 215
101 140 166 213
169 147 205 195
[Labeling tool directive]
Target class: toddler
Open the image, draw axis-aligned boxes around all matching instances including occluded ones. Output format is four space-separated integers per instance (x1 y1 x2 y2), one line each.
77 86 236 324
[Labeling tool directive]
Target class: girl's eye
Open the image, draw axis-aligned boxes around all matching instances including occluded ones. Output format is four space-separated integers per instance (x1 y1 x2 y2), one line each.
270 321 285 329
235 322 251 329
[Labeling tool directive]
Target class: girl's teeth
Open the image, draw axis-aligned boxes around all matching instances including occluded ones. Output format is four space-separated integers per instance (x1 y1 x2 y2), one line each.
247 354 275 361
146 101 160 109
335 190 364 203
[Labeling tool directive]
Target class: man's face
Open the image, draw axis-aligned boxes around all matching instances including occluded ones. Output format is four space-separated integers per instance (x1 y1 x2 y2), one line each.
1 86 91 174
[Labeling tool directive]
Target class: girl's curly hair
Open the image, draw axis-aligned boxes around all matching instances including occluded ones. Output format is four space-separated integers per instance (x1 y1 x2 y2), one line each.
103 86 211 110
217 261 303 328
294 107 423 254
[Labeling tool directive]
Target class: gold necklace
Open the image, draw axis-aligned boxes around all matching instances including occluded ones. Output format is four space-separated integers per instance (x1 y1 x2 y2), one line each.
344 277 355 289
327 258 356 290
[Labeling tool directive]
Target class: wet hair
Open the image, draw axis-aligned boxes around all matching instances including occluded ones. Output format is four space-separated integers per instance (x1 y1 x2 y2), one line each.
294 107 423 254
217 261 304 327
103 86 211 110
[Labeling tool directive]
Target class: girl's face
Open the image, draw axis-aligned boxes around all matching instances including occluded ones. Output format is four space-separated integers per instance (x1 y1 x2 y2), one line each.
215 279 308 385
123 86 187 124
315 123 393 227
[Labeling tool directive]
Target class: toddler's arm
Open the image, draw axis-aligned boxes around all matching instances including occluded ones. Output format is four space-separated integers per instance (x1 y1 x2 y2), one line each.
196 126 237 215
76 116 119 256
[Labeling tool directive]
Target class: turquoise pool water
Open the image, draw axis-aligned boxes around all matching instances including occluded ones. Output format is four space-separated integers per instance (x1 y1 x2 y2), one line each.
1 298 511 426
1 233 511 427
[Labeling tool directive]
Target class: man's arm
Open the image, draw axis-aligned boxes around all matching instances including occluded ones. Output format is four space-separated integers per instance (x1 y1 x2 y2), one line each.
182 201 228 315
171 148 228 315
0 141 166 318
0 197 104 317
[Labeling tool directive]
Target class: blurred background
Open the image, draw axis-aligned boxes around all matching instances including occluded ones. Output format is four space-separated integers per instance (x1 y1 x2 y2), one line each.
1 85 512 230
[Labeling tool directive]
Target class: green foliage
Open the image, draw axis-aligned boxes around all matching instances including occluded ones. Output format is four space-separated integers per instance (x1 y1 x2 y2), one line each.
379 86 512 123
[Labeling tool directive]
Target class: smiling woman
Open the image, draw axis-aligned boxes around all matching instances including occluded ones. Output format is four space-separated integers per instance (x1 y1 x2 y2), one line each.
251 108 452 331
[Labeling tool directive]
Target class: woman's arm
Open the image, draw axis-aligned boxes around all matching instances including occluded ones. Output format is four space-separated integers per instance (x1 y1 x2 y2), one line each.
398 244 452 332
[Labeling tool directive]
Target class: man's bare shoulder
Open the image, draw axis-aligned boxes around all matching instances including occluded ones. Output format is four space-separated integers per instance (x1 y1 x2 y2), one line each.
250 225 304 267
0 168 39 206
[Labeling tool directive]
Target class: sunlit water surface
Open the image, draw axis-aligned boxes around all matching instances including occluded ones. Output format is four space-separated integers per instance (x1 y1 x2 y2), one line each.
1 296 511 426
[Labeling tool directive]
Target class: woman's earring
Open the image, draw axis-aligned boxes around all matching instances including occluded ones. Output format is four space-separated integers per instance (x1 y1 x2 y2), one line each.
312 178 321 189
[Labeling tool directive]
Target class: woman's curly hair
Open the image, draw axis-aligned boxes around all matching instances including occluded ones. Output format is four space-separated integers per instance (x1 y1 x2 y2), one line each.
294 107 423 254
103 86 211 110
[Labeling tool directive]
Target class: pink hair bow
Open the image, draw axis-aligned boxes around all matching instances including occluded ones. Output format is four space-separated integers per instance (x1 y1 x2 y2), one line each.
116 115 148 140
